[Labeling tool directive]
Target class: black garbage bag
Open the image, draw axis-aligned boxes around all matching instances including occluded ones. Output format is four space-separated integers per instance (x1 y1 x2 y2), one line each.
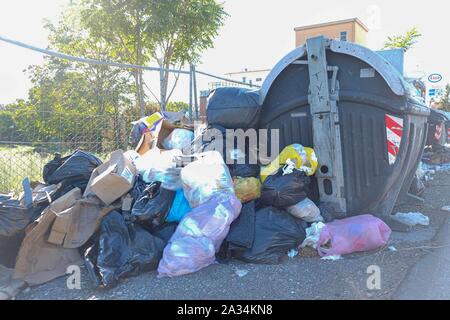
44 151 102 198
152 222 178 244
206 87 261 129
0 196 33 268
84 211 166 289
259 169 310 208
218 201 256 262
228 164 260 178
409 174 425 197
192 124 260 178
131 181 175 229
42 153 72 183
233 206 307 264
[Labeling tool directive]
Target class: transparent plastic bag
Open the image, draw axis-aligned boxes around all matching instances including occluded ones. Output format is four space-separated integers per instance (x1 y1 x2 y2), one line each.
162 129 194 152
158 193 242 277
136 149 183 190
180 151 234 208
287 198 323 223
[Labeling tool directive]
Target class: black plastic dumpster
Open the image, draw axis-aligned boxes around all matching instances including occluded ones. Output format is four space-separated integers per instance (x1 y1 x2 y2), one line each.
427 109 448 147
441 110 450 144
258 37 429 229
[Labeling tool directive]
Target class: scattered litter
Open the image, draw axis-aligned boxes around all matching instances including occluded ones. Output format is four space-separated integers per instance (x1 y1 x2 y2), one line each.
301 222 326 249
393 212 430 227
235 269 249 277
321 255 342 261
299 246 318 258
287 249 299 258
441 206 450 212
388 246 397 252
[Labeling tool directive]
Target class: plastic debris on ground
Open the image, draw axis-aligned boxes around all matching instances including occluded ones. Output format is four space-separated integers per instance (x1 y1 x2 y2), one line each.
260 144 318 182
287 198 323 223
388 246 398 252
180 151 235 208
158 192 242 277
317 214 391 257
287 249 298 258
235 269 249 277
393 212 430 227
300 222 326 249
321 255 342 261
232 177 261 203
441 206 450 212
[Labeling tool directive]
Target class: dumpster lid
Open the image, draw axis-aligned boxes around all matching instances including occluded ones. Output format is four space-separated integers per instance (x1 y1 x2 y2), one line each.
259 39 408 105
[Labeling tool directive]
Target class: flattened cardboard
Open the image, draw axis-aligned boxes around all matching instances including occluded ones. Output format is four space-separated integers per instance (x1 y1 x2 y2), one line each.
13 189 83 285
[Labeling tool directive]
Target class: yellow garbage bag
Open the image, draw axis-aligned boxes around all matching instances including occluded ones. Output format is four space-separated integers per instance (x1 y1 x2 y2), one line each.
233 177 261 203
260 144 318 182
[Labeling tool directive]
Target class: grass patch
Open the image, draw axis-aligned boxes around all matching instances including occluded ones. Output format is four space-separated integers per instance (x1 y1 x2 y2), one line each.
0 144 108 195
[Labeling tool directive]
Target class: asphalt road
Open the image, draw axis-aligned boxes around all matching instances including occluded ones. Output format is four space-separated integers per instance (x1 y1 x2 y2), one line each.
394 213 450 299
17 169 450 300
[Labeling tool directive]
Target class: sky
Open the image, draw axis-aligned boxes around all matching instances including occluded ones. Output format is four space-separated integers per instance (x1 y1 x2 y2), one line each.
0 0 448 105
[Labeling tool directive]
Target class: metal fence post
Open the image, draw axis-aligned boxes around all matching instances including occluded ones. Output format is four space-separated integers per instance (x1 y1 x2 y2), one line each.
189 65 193 120
192 65 199 120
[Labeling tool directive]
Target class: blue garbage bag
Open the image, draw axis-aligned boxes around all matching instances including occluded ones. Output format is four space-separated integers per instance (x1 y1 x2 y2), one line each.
166 189 191 223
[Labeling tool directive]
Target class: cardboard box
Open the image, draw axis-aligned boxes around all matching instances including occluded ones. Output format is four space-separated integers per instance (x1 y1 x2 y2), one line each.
135 118 194 155
87 150 137 205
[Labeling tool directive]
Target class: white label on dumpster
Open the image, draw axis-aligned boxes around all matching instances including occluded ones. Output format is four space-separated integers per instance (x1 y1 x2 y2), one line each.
360 68 375 78
385 114 404 165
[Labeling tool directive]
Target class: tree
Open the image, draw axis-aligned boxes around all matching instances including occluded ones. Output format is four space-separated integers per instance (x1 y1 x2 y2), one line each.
383 27 422 52
4 6 135 151
439 84 450 112
146 0 228 111
79 0 154 116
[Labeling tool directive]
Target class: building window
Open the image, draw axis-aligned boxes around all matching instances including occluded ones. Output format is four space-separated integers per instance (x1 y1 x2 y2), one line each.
242 77 247 83
340 31 348 41
256 78 262 82
249 79 253 86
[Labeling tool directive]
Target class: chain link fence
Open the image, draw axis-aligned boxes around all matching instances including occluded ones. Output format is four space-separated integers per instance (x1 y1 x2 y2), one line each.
0 107 136 194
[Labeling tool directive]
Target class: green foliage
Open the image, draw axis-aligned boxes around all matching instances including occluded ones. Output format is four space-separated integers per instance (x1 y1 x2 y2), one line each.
383 27 422 52
438 84 450 112
166 101 189 113
1 0 227 151
146 0 228 110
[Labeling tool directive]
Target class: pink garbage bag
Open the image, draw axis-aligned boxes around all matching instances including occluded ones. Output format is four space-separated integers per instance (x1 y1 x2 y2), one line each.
158 192 242 277
317 214 391 257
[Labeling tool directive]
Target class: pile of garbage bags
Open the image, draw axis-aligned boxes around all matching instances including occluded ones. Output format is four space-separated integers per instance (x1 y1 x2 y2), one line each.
0 104 393 296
